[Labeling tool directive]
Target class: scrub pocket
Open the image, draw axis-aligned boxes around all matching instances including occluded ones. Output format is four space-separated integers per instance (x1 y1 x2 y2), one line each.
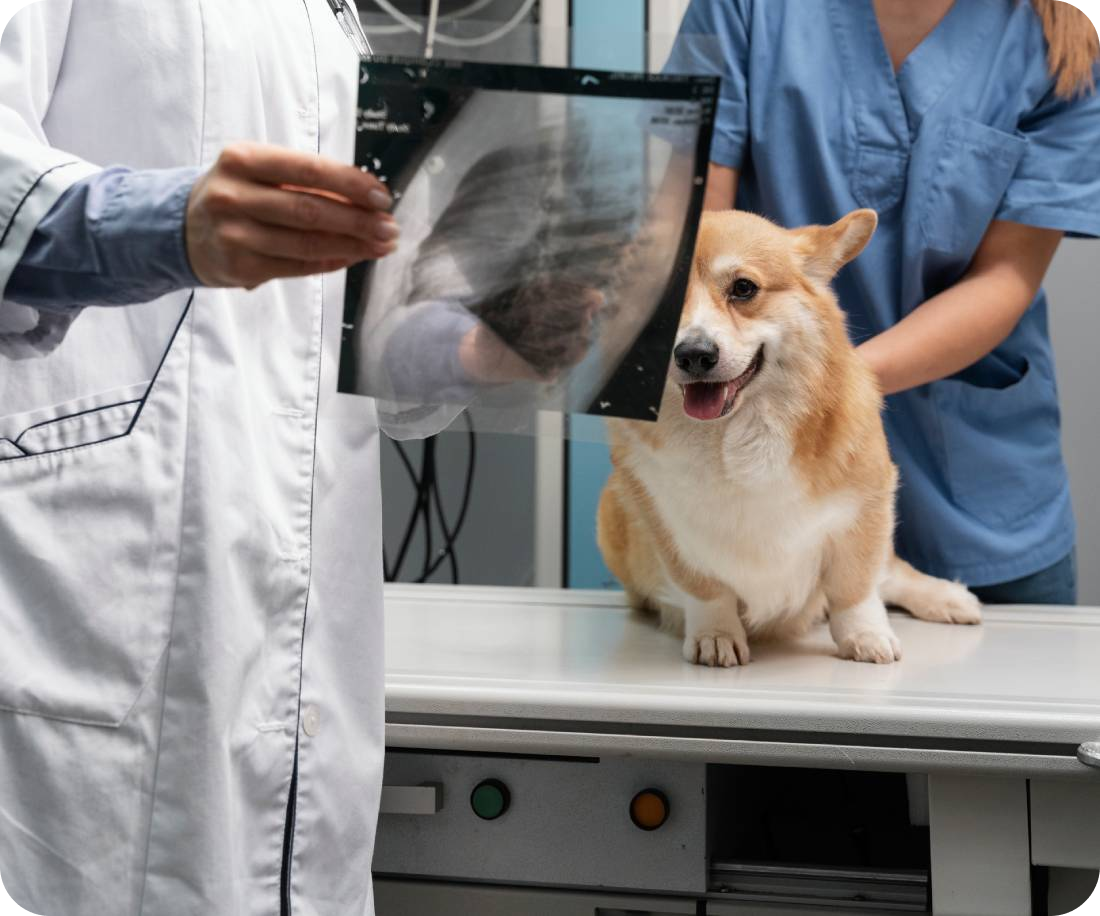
918 116 1027 254
0 297 192 728
932 359 1063 529
851 144 910 214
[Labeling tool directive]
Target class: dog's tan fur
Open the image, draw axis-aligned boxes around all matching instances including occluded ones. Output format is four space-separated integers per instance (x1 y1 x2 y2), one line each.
598 209 981 666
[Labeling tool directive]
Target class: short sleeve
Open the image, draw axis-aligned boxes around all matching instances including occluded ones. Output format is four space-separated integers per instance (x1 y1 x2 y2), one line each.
663 0 752 170
995 66 1100 239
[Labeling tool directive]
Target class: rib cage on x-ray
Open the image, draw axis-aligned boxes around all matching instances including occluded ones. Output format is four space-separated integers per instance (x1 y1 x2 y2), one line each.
338 58 718 437
408 121 640 375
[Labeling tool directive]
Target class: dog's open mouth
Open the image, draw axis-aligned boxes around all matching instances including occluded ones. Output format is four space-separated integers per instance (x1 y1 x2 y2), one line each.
681 346 764 421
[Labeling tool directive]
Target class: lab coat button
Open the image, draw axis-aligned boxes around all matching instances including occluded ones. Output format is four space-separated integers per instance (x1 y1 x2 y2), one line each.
302 705 321 737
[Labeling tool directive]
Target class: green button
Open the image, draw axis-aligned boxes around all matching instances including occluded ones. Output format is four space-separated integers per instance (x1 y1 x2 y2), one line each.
471 779 510 820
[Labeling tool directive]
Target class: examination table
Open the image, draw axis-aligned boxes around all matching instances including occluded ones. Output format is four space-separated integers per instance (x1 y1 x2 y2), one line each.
373 585 1100 915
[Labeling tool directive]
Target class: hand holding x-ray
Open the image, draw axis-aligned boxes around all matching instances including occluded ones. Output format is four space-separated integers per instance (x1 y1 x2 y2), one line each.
338 58 717 436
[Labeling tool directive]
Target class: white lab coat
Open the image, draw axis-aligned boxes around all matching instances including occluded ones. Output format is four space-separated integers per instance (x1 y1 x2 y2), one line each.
0 2 388 914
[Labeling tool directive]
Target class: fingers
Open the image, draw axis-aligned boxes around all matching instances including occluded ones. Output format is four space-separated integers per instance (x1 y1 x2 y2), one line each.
217 217 397 264
218 181 400 246
215 142 392 210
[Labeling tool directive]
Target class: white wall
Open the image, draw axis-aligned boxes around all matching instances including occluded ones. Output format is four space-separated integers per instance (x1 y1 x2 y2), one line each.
1046 238 1099 605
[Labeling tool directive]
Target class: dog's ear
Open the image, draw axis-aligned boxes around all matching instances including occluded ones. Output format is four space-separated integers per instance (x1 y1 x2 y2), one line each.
794 209 878 284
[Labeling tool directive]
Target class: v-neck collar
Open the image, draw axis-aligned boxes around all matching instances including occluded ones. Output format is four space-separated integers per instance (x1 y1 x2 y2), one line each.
886 0 964 80
830 0 1006 138
894 0 1006 123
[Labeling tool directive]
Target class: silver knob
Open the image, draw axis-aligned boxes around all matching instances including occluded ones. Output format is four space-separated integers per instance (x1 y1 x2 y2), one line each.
1077 742 1100 769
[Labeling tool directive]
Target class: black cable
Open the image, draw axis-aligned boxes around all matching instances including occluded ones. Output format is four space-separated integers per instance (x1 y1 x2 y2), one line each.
387 440 427 580
419 439 435 581
431 483 460 582
384 411 477 585
426 413 476 580
426 444 459 583
420 412 476 583
448 412 477 539
425 415 469 548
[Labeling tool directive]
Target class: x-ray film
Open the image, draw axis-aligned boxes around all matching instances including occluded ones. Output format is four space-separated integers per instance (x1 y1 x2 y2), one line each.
338 57 717 437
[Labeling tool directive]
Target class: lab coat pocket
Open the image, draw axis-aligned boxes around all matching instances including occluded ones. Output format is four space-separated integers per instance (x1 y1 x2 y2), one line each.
0 303 193 728
918 117 1027 255
933 359 1063 529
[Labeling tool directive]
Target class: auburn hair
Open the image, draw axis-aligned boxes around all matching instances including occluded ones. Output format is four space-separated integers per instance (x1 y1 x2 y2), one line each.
1031 0 1100 97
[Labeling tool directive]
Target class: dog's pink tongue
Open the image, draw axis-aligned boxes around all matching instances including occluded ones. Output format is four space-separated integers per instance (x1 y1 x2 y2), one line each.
682 382 727 420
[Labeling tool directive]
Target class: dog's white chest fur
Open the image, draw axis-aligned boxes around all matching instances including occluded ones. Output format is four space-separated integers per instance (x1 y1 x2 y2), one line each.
625 417 860 631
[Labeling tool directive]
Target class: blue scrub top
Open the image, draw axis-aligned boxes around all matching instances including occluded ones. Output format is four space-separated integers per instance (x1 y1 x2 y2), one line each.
668 0 1100 586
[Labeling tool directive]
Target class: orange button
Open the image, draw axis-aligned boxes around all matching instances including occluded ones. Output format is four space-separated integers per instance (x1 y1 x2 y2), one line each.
630 789 669 831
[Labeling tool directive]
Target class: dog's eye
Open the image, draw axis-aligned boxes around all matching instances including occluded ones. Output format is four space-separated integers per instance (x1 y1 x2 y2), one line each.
729 278 758 301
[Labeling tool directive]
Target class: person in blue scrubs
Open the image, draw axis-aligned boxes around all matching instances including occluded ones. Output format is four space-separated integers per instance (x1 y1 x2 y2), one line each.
668 0 1100 604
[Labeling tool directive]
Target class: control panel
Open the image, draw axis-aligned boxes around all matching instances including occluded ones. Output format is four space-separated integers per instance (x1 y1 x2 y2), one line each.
373 751 707 894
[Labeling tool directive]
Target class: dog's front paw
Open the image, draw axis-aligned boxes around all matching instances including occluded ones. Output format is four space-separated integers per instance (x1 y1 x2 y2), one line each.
837 629 901 664
684 630 751 667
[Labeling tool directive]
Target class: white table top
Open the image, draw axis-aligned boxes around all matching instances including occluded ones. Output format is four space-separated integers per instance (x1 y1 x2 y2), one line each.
384 585 1100 771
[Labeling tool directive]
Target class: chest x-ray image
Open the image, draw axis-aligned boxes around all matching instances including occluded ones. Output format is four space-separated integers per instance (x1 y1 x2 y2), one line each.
338 58 717 436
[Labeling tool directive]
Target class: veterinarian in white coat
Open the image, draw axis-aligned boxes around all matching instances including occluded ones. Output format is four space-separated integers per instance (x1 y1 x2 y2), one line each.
0 2 411 914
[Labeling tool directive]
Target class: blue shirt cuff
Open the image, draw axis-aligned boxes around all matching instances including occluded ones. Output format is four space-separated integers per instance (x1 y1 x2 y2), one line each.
4 165 203 310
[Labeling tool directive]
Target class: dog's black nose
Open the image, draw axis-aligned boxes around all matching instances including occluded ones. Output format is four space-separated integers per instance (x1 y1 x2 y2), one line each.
674 338 719 376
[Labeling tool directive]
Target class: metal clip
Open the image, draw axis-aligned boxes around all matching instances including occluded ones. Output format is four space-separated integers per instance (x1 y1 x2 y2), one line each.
1077 742 1100 770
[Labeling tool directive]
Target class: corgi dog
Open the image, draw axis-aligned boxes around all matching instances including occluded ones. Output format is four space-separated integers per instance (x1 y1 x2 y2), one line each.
597 209 981 667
